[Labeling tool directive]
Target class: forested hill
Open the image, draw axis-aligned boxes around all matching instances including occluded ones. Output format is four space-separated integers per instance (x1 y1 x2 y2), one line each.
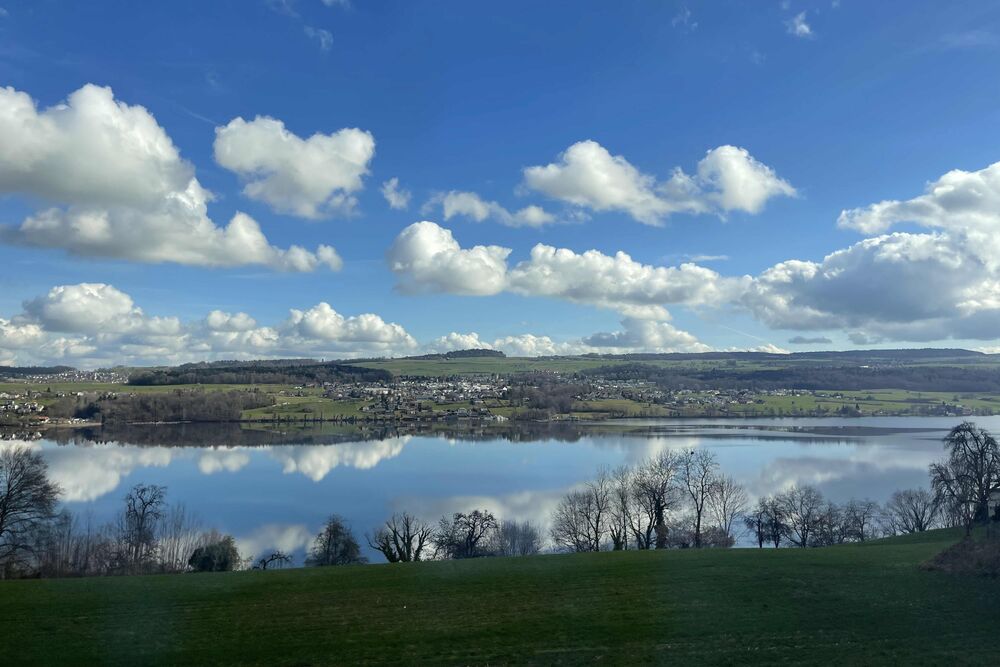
581 348 988 363
127 361 391 386
582 363 1000 392
398 349 506 361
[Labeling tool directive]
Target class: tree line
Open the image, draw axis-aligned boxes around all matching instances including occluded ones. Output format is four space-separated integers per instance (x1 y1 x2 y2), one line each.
581 363 1000 393
127 361 391 386
46 389 275 424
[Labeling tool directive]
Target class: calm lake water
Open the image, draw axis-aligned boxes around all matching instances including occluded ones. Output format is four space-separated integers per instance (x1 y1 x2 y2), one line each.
8 416 996 560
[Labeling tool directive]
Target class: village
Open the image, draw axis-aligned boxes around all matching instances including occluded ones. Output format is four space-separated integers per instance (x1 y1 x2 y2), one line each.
0 369 984 428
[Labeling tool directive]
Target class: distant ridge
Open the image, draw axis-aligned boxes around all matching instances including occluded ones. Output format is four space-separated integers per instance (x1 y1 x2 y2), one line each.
397 349 507 361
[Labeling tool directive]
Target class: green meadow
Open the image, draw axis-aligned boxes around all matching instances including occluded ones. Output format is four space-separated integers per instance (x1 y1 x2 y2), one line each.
1 529 997 665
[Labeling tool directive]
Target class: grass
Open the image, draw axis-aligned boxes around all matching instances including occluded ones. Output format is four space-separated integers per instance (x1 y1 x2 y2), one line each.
2 529 998 665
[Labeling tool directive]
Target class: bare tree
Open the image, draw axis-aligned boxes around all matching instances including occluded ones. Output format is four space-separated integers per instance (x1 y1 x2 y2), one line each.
930 422 1000 534
764 497 785 548
608 466 633 551
255 551 292 570
743 499 769 548
813 501 849 546
117 484 166 572
305 515 365 566
777 485 824 548
843 498 881 542
677 450 719 548
884 488 938 534
367 512 434 563
551 486 608 553
633 451 680 549
158 504 205 573
490 519 543 557
0 447 60 577
434 510 498 559
708 475 748 541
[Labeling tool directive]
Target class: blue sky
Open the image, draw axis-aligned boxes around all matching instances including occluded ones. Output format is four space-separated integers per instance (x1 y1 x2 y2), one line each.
2 0 1000 367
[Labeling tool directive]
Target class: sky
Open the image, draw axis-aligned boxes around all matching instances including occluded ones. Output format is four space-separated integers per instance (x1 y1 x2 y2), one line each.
2 0 1000 368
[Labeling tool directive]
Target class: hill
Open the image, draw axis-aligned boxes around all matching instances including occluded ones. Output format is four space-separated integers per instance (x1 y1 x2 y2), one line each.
1 529 997 665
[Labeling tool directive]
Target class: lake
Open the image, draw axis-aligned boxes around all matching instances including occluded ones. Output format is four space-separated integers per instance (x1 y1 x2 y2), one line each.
6 416 992 560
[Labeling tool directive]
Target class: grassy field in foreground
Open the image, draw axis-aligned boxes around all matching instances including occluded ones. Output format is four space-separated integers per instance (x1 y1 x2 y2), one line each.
1 529 998 665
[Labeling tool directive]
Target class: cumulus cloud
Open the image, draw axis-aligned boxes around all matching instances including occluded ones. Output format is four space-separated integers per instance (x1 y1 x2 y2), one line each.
0 318 45 349
837 160 1000 240
387 221 740 319
492 334 589 357
696 145 797 214
386 221 510 296
381 177 411 210
22 283 178 335
522 140 794 225
285 302 417 348
507 244 740 318
742 158 1000 341
428 190 557 228
205 310 258 332
214 115 375 219
0 283 419 367
582 318 712 353
430 318 710 357
424 331 494 353
0 84 340 271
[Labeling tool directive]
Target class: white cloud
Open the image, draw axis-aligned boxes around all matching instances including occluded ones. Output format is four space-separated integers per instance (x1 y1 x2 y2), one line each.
0 318 44 349
198 448 252 474
696 145 797 214
424 332 494 353
205 310 258 332
0 84 340 271
23 283 180 335
214 115 374 219
741 158 1000 341
381 177 411 210
386 221 511 296
303 26 333 51
582 317 711 353
522 140 794 225
785 12 813 38
268 439 411 481
236 523 313 560
433 320 712 357
507 244 740 318
429 190 557 228
0 283 419 367
492 334 588 357
837 160 1000 242
285 302 417 349
387 222 745 320
39 444 176 502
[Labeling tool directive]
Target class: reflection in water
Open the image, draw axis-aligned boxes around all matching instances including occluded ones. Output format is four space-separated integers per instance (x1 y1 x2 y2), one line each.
11 416 995 559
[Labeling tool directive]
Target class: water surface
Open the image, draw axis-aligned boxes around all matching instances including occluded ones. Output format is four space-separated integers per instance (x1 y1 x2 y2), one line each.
9 416 988 560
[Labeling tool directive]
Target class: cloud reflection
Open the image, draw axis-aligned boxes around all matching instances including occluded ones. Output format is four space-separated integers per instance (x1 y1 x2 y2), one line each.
267 437 411 481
